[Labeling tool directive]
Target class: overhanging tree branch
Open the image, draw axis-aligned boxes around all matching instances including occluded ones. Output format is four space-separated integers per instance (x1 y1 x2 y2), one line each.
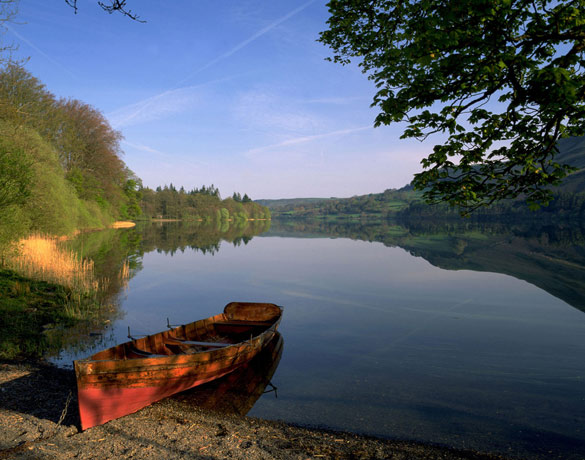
319 0 585 213
65 0 144 22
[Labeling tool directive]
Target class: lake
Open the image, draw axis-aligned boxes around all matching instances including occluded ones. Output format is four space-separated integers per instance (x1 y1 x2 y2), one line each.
53 220 585 459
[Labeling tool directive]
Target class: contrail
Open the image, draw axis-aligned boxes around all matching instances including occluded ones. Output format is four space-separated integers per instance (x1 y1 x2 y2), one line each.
107 72 251 128
247 126 372 154
175 0 317 86
122 140 209 166
5 24 78 78
108 0 317 127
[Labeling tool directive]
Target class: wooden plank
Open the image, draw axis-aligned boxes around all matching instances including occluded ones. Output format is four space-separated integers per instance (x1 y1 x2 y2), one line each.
164 338 231 348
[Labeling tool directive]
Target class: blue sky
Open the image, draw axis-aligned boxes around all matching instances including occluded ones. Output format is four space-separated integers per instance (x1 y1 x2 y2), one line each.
7 0 429 199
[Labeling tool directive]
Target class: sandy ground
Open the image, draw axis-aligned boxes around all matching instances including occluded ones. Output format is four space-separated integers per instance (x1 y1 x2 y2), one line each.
0 362 513 460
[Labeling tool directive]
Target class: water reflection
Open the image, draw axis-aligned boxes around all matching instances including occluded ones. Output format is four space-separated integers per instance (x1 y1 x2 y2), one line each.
170 332 283 416
66 218 585 321
268 219 585 314
139 219 271 256
48 220 271 364
51 218 585 364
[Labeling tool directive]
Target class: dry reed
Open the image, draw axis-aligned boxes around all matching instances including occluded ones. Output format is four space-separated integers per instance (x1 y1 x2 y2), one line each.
7 234 100 294
5 234 132 324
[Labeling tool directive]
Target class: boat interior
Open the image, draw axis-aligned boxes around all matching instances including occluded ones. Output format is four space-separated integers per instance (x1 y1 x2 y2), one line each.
88 302 282 361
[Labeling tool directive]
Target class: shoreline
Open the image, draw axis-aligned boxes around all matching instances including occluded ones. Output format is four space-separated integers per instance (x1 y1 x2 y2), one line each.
0 362 513 460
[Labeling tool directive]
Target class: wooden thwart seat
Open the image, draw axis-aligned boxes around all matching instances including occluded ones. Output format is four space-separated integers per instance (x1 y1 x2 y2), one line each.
127 346 167 358
164 337 231 348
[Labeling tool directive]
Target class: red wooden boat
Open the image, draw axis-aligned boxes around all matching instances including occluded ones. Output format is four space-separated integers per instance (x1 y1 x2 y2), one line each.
74 302 283 430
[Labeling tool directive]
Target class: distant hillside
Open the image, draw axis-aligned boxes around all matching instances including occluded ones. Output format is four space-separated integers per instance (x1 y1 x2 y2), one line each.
553 136 585 193
255 198 333 209
402 136 585 219
262 136 585 220
257 187 421 219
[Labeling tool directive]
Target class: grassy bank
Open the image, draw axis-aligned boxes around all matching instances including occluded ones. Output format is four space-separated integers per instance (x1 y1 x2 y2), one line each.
0 268 75 360
0 234 129 361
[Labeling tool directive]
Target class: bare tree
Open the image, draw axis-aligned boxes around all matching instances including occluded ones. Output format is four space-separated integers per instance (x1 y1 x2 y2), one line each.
0 0 19 64
64 0 144 22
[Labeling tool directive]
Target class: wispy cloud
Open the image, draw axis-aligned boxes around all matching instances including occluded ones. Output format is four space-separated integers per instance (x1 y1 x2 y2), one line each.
107 86 203 128
122 140 169 157
6 24 78 78
234 90 325 134
176 0 317 86
107 72 253 129
247 125 372 155
122 140 210 167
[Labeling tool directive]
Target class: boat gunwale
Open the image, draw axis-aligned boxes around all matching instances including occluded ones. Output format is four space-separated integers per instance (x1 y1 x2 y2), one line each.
75 304 282 366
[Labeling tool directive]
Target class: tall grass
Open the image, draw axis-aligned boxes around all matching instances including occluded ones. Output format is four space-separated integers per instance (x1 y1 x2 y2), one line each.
6 234 130 301
8 234 100 293
5 234 132 324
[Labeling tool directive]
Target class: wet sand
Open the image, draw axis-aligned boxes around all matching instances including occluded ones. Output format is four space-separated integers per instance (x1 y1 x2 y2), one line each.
0 362 513 460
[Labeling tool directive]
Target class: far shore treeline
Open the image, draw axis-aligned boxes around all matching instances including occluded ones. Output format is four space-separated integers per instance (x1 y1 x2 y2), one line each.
139 184 270 222
0 64 270 248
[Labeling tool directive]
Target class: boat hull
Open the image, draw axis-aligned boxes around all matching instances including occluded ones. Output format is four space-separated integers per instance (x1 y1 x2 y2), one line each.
74 302 282 430
171 332 284 416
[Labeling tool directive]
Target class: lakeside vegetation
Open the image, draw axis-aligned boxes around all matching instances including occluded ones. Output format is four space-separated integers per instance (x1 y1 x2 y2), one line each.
0 64 142 245
0 63 271 360
0 268 76 360
0 64 271 248
0 233 131 360
8 234 101 293
0 62 136 359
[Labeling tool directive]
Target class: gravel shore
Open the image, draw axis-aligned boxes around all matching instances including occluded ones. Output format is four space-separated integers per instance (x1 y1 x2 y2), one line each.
0 362 513 460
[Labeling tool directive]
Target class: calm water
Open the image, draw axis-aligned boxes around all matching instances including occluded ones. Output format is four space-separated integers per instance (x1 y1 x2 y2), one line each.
54 221 585 459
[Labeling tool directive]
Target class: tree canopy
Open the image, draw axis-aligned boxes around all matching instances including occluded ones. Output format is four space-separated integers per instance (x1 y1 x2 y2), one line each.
0 64 142 238
319 0 585 212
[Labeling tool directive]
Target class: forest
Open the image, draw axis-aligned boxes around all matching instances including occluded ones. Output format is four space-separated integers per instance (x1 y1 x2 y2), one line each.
0 63 270 359
139 184 270 223
0 64 140 245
